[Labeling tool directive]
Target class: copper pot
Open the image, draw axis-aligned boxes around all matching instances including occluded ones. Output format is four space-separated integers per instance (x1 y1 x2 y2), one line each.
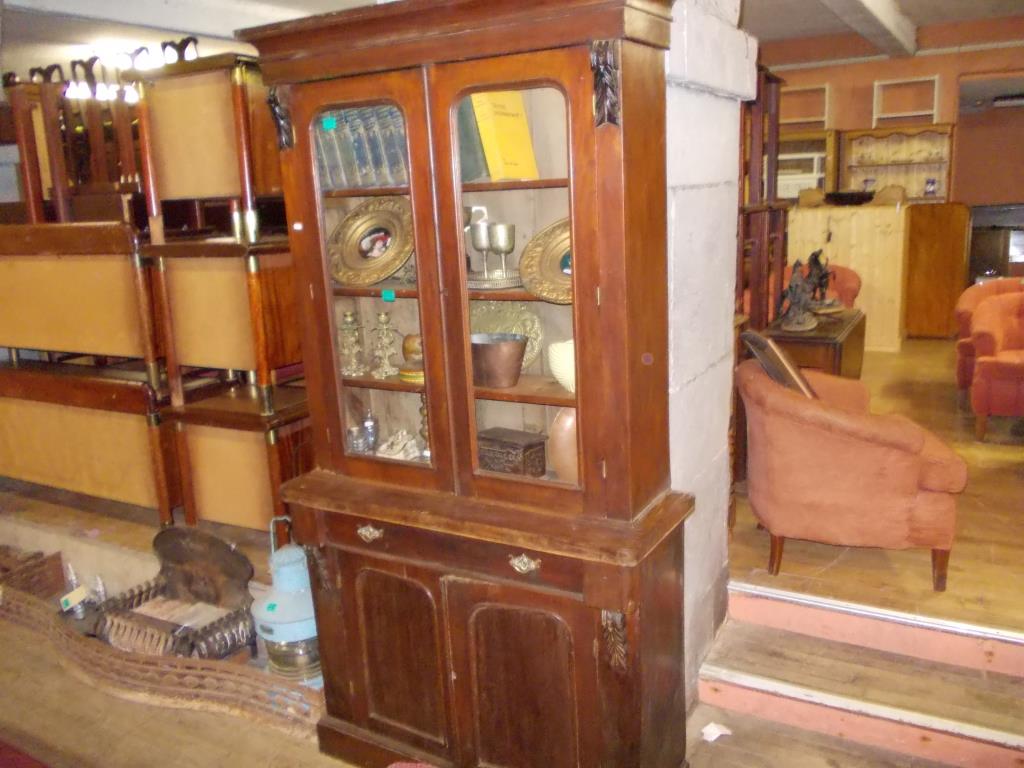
471 333 527 388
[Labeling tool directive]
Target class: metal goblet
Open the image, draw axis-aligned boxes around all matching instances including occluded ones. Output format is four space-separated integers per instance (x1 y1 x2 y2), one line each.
470 220 491 277
487 222 515 277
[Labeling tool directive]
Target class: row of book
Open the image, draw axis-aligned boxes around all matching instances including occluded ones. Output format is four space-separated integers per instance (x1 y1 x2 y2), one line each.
314 93 542 192
315 105 409 190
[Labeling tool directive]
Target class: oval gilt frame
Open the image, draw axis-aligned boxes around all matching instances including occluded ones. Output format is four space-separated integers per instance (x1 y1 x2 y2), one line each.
327 196 414 286
520 218 572 305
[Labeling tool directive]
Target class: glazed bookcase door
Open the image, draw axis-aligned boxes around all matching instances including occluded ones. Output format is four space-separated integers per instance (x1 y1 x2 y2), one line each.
281 70 453 491
430 47 601 515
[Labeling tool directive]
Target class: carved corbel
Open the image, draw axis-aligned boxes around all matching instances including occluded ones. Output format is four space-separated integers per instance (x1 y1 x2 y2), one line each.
590 40 621 127
601 609 628 673
267 87 295 150
304 545 336 591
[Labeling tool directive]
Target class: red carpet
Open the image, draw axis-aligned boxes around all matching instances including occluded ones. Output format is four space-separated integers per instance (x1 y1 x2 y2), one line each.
0 741 48 767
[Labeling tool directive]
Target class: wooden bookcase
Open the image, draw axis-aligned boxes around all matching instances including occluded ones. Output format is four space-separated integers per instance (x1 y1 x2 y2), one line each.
240 1 691 765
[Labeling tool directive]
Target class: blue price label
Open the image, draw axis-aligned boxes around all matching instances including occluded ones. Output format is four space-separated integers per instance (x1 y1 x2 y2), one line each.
382 289 396 302
321 116 338 131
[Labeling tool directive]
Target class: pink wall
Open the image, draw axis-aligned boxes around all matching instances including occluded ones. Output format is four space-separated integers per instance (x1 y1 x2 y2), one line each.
952 106 1024 206
773 46 1024 130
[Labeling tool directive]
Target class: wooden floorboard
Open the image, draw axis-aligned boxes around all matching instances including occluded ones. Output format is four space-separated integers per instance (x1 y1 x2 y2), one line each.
0 621 347 768
687 703 944 767
705 621 1024 737
731 340 1024 633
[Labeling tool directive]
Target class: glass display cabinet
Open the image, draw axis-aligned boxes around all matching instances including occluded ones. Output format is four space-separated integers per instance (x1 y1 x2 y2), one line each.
241 1 691 765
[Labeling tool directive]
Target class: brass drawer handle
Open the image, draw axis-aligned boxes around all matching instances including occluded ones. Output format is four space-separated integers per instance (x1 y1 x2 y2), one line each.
508 553 541 574
357 524 383 543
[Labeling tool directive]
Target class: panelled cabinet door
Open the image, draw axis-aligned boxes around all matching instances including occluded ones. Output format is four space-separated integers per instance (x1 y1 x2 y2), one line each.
443 577 602 768
280 70 454 492
429 48 604 516
335 552 455 762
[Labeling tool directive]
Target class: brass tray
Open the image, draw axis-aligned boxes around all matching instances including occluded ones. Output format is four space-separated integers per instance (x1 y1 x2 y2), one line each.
520 218 572 304
328 196 414 286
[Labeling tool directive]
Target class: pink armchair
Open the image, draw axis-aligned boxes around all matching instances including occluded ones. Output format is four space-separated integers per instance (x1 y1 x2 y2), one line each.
970 291 1024 440
954 278 1024 399
736 359 967 591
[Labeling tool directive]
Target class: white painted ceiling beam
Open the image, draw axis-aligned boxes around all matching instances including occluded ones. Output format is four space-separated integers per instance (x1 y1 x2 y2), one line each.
3 0 357 39
817 0 917 56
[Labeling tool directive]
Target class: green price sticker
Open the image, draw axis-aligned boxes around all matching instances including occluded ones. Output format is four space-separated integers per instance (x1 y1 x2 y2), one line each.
321 116 338 131
382 289 396 303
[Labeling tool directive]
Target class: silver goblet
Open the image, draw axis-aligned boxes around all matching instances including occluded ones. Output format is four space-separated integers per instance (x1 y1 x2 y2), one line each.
471 220 491 277
488 222 515 277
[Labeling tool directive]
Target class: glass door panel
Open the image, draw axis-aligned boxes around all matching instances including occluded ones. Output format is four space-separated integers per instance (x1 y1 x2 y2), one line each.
454 86 579 489
316 104 428 466
286 68 451 489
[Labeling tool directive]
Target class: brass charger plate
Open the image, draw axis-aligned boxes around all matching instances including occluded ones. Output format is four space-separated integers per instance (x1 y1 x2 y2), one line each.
520 218 572 304
328 196 414 286
470 301 543 368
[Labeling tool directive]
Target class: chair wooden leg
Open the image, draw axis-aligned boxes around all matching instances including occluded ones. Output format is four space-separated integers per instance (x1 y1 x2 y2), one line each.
975 413 988 441
932 549 950 592
768 535 785 575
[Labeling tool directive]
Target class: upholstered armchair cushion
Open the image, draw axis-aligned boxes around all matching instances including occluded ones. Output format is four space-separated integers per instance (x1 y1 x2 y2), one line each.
954 278 1024 392
970 293 1024 431
737 359 965 552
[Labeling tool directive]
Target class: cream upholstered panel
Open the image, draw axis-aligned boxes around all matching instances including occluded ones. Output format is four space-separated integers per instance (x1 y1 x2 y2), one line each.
186 425 273 530
0 254 145 356
789 204 909 353
165 257 257 371
30 104 53 198
148 70 241 200
0 398 158 508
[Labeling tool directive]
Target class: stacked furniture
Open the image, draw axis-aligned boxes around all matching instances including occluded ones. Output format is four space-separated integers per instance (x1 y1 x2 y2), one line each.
0 223 181 523
148 237 310 529
3 70 141 225
130 53 283 243
241 1 691 764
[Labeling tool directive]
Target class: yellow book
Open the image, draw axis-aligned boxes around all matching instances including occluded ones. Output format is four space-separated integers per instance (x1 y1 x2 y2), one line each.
470 92 539 182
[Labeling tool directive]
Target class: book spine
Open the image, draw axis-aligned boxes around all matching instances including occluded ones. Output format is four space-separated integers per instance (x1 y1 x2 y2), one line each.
457 98 489 183
376 105 408 186
358 107 393 186
313 127 337 190
323 117 350 189
344 111 377 187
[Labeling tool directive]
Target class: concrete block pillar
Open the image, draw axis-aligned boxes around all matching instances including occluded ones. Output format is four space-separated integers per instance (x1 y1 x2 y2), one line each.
665 0 758 709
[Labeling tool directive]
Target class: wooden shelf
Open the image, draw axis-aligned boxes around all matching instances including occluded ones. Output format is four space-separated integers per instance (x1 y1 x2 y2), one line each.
323 185 409 198
467 288 539 301
333 282 419 298
475 375 574 407
848 160 947 168
342 374 425 393
463 178 568 193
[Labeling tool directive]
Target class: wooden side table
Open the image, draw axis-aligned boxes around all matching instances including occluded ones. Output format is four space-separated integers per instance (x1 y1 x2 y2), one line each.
764 308 866 379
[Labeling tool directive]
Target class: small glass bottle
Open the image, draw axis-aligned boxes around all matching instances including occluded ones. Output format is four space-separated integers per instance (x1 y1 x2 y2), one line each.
361 410 379 453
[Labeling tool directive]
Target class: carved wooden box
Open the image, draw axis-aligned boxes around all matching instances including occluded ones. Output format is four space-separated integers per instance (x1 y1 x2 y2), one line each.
477 427 546 477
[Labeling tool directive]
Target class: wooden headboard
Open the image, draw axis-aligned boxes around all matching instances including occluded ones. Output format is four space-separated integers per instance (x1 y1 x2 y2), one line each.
0 223 158 362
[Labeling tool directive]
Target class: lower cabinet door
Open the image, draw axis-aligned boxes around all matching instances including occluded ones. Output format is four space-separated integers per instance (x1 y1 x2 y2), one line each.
444 576 601 768
336 552 455 761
